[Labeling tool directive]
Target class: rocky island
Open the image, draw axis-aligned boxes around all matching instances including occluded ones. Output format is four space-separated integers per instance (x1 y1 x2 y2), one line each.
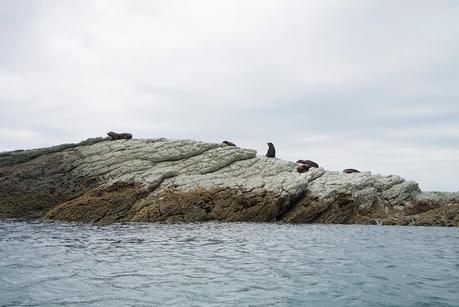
0 136 458 226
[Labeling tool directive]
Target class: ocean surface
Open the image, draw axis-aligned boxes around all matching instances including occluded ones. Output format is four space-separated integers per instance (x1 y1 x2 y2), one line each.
0 220 458 306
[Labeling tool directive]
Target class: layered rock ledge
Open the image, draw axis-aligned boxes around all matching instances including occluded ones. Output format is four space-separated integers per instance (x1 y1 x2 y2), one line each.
1 137 458 226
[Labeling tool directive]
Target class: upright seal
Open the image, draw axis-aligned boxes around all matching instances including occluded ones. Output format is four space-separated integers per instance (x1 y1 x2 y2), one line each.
266 142 276 158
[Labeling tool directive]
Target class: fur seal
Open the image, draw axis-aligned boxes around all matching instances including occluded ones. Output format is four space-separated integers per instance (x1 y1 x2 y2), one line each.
107 131 133 140
266 142 276 158
297 165 311 173
343 168 360 173
222 141 236 146
296 159 319 168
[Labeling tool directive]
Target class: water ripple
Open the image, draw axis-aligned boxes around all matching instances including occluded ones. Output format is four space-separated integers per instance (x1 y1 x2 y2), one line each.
0 220 458 306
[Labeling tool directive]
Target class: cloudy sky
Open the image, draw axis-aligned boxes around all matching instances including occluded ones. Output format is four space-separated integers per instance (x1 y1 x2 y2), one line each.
0 1 458 191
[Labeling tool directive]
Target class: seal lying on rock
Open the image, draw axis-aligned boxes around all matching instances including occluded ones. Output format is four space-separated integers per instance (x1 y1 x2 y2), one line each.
297 165 311 173
107 131 133 140
222 141 236 146
266 142 276 158
343 168 360 173
296 159 319 168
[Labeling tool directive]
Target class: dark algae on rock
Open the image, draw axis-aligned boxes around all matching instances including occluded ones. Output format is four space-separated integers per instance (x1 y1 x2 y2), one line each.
1 137 458 226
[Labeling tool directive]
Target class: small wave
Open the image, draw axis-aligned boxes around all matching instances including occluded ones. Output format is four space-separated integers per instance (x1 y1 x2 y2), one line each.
1 221 458 306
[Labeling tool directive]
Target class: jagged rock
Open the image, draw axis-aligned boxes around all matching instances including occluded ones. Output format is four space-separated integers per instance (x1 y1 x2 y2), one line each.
0 137 457 226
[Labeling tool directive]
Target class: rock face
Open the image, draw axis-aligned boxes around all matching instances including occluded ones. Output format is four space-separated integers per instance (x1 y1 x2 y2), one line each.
1 137 458 226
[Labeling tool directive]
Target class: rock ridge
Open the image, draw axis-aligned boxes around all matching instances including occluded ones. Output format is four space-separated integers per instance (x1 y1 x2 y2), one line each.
0 137 457 226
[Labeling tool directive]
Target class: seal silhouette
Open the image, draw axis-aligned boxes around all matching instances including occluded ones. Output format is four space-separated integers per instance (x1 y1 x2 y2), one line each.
297 165 311 173
222 141 236 146
343 168 360 173
296 159 319 168
266 142 276 158
107 131 133 140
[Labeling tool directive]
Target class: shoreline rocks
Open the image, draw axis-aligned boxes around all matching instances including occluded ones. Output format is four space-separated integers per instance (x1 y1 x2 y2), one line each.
1 137 458 226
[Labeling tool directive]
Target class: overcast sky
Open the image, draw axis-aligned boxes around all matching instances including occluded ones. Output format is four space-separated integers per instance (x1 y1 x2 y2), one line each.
0 1 458 191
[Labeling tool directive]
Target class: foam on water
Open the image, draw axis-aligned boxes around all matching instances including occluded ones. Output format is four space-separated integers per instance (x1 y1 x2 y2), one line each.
0 220 458 306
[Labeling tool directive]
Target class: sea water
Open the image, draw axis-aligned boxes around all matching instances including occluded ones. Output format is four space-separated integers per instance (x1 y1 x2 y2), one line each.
0 220 458 306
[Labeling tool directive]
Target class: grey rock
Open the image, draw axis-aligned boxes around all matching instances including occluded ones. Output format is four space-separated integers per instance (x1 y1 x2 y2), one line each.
0 137 457 226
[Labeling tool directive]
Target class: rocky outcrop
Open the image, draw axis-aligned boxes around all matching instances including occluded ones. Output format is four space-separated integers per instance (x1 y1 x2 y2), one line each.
1 137 458 226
